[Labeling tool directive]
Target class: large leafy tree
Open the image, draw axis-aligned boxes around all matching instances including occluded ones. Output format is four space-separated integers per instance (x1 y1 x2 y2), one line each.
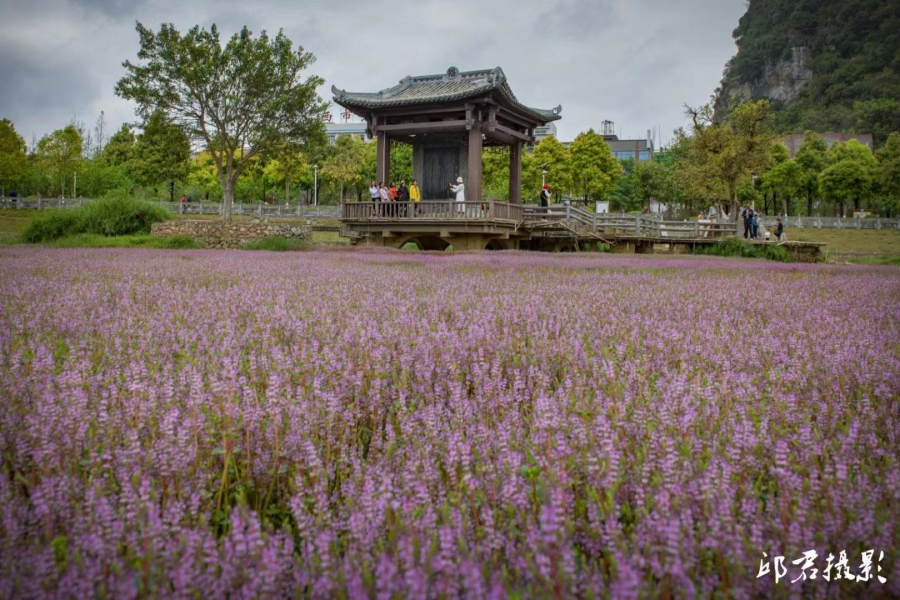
875 132 900 217
766 160 804 216
632 160 667 212
684 100 775 219
265 143 309 204
819 160 873 216
794 132 828 216
0 119 27 197
532 136 571 199
37 125 84 197
322 135 366 203
567 129 619 206
133 110 190 199
823 139 878 212
116 22 326 220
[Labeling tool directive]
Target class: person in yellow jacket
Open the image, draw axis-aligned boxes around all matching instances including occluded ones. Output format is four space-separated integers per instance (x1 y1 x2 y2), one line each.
409 179 421 215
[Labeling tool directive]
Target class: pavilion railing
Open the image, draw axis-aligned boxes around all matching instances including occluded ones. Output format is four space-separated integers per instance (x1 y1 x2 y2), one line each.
341 200 522 222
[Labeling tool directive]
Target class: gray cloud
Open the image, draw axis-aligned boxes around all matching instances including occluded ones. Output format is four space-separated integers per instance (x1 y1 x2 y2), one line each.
0 0 746 149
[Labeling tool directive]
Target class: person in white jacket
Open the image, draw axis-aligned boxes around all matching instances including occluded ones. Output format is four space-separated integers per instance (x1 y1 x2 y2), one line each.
449 176 465 215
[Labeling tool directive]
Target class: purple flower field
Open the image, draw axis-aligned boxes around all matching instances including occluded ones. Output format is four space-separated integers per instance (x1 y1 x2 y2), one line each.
1 247 898 598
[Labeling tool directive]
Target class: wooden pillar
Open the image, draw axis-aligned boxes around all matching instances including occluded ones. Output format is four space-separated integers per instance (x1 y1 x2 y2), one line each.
376 133 391 183
509 141 522 204
467 124 483 202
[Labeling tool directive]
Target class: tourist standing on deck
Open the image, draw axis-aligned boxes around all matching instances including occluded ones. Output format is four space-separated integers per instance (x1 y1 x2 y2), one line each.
398 181 409 217
379 183 389 217
540 184 551 207
751 211 760 240
410 179 421 215
449 177 466 215
369 180 380 202
775 218 784 241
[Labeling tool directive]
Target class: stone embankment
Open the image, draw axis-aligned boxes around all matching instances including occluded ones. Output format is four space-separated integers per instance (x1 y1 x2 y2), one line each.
151 219 310 249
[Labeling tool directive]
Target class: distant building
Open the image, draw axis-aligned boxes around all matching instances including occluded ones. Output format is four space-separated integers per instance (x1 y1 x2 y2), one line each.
782 132 873 158
559 120 655 162
325 121 370 146
533 122 558 144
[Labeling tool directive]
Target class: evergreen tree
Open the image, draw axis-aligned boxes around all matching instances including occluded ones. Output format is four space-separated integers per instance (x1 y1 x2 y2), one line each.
133 110 190 200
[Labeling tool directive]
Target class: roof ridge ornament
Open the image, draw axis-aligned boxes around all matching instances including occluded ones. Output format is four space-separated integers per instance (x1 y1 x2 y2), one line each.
445 66 460 80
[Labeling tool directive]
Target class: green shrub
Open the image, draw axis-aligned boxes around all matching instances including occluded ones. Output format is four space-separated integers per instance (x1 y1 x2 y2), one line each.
757 244 791 262
22 209 81 243
243 237 309 252
694 238 791 262
23 193 173 242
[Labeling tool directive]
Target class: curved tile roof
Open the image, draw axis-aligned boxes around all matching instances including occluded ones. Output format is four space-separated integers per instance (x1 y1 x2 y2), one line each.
332 67 562 124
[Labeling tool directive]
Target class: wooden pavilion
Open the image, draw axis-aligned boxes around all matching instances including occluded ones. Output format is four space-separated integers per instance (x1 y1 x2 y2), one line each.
332 66 562 204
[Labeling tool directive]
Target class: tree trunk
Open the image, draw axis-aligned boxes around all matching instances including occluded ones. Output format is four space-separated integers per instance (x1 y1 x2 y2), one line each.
807 188 813 216
222 179 234 221
170 181 175 203
782 192 788 217
340 182 344 205
730 184 739 221
284 178 290 204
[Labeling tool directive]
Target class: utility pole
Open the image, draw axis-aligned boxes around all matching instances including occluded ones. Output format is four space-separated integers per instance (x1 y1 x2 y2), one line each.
313 164 319 206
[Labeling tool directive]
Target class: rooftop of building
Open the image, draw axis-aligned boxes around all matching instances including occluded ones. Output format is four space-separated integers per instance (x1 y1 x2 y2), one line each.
332 66 562 125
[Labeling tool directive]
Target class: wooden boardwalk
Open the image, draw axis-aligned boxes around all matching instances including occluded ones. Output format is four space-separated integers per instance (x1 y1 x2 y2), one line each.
340 201 824 258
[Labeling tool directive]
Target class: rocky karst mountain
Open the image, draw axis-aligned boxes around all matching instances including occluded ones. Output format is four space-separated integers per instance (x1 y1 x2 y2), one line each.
713 0 900 145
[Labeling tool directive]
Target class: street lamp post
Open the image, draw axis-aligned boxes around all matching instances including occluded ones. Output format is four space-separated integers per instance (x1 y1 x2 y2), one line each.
313 164 319 207
542 170 547 186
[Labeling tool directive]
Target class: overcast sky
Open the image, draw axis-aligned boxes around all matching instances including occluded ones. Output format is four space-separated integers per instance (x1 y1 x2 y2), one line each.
0 0 746 149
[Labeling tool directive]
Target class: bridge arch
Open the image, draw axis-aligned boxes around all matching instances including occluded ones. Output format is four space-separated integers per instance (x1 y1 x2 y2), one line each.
400 235 452 251
484 239 510 251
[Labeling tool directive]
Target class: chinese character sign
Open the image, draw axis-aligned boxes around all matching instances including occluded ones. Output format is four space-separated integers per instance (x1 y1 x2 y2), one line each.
758 550 888 586
322 111 333 123
341 110 352 123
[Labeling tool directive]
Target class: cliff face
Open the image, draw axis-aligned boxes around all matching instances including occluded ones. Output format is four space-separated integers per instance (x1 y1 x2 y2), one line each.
716 46 812 114
711 0 900 141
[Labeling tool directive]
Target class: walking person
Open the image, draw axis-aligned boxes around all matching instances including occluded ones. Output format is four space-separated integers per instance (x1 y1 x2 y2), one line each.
180 194 187 214
449 176 465 215
751 211 760 240
540 184 551 208
741 206 752 239
397 181 409 217
775 217 785 242
410 179 421 216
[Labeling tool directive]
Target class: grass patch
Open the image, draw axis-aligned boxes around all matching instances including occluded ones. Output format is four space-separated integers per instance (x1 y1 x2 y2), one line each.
791 228 900 253
47 234 202 249
23 193 173 242
243 237 310 251
694 238 791 262
0 209 33 243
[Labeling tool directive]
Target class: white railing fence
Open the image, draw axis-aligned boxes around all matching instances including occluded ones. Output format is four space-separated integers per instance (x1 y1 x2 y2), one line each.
0 197 340 219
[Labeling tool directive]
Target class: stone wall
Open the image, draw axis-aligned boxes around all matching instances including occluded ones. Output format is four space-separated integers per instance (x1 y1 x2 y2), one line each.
151 219 310 249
